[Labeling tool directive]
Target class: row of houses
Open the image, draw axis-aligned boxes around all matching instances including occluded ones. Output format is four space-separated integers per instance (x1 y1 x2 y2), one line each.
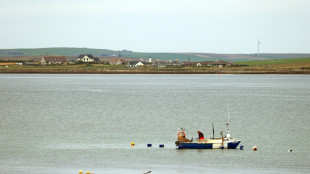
182 59 234 68
127 59 234 68
39 54 233 68
40 54 100 65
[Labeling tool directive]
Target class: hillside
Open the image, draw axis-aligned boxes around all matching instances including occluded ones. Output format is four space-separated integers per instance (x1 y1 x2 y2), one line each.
0 48 204 62
1 47 310 61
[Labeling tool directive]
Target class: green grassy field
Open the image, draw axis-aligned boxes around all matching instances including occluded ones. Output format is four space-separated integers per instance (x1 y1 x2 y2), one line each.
235 57 310 66
1 59 310 74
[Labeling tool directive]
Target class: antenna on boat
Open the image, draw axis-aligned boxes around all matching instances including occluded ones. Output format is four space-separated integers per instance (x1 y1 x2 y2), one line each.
226 101 231 138
212 123 215 139
226 114 230 138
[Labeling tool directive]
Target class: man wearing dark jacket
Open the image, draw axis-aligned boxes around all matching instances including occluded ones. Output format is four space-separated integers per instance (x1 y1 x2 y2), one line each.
197 131 204 140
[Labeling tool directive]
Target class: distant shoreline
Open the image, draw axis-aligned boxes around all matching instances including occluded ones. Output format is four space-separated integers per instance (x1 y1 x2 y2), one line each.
1 61 310 74
1 69 310 74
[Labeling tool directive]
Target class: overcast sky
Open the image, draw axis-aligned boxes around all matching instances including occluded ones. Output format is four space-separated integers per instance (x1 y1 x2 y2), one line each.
1 0 309 53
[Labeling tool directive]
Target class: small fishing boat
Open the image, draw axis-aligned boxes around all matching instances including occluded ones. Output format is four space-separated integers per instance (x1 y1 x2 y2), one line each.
175 123 241 149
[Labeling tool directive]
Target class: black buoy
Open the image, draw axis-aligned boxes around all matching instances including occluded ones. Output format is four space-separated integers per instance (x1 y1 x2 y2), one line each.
147 144 152 147
240 145 244 150
159 144 164 148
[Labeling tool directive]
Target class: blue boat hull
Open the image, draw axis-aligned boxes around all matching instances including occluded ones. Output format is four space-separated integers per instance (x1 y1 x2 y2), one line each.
177 143 213 149
227 141 241 149
176 141 241 149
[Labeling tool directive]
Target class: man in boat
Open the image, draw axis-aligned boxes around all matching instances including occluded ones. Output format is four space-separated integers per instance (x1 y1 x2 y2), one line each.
197 131 204 140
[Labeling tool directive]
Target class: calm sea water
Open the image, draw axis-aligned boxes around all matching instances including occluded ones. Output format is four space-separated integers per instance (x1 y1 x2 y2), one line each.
0 74 309 174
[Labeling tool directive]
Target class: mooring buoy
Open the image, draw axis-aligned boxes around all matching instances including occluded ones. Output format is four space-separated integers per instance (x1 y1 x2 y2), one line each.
253 146 257 151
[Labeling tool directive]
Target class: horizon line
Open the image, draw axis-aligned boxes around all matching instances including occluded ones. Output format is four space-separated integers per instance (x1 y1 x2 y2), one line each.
0 47 309 55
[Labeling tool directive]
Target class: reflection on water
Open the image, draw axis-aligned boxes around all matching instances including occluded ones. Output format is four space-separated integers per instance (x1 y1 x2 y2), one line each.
0 74 310 174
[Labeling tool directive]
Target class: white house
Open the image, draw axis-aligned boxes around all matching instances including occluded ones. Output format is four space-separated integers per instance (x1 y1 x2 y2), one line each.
76 54 100 63
126 61 144 68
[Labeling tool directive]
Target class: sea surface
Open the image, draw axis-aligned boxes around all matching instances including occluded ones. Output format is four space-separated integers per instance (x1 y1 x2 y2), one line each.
0 74 309 174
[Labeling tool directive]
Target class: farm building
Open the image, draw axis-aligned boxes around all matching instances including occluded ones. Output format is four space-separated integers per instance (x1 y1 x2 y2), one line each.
41 56 67 65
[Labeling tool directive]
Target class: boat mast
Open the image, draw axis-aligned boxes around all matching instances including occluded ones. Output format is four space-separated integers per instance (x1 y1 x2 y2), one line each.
226 111 231 138
212 123 214 139
226 100 231 138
